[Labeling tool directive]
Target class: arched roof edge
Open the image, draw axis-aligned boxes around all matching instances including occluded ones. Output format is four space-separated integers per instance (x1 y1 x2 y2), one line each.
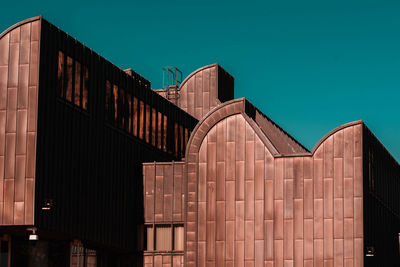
179 63 218 90
310 120 364 154
0 16 42 40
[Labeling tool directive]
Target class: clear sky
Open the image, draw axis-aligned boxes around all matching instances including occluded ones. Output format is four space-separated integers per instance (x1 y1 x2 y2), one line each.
1 0 399 161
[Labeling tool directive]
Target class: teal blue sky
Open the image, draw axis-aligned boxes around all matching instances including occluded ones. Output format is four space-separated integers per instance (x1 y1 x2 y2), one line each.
1 0 399 161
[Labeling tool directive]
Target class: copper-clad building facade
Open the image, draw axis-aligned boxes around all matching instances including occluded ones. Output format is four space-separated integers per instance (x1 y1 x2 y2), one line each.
0 16 399 267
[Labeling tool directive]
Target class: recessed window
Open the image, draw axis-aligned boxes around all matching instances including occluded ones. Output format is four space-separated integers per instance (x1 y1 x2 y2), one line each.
145 225 154 251
145 224 184 252
174 225 184 251
57 51 89 111
155 225 172 251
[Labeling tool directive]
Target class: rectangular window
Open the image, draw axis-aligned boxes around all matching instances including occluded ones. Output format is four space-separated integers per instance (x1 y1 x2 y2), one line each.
151 108 156 147
126 92 132 133
70 243 97 267
113 84 118 125
0 240 9 267
174 122 179 157
133 97 138 137
66 56 73 102
82 66 89 110
174 225 184 251
145 105 151 143
163 115 167 152
139 101 144 139
58 51 88 111
180 125 184 158
105 80 112 121
118 88 125 129
74 61 81 106
57 51 64 98
155 225 172 251
157 112 162 150
145 225 154 251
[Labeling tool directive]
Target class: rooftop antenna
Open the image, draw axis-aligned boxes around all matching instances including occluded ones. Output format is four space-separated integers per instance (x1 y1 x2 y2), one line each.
163 67 182 104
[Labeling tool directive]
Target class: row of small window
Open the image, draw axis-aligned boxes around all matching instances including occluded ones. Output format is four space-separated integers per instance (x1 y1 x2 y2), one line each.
58 51 89 110
145 224 184 252
70 243 97 267
105 81 190 157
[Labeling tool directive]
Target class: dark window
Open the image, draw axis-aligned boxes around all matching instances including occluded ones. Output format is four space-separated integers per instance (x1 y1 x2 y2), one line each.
57 51 64 97
151 108 156 147
157 112 162 150
113 84 118 125
145 105 151 143
133 97 138 137
66 56 73 102
139 101 144 140
180 125 184 158
82 66 89 110
126 92 132 133
57 50 89 111
74 60 81 106
174 122 179 157
163 115 167 152
105 80 113 121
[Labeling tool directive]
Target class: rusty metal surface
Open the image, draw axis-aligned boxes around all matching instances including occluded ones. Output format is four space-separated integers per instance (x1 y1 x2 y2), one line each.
0 18 40 226
176 96 367 267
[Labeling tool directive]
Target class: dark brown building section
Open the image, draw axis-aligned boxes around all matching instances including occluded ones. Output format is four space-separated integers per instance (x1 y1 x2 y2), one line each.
363 126 400 266
0 16 40 226
33 17 197 254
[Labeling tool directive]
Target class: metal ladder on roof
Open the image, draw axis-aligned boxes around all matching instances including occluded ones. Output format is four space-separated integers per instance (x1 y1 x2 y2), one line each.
163 67 182 104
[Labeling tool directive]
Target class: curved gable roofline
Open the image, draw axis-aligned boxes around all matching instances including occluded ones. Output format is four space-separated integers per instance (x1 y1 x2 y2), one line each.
185 97 285 160
0 16 42 40
178 63 218 90
310 120 363 154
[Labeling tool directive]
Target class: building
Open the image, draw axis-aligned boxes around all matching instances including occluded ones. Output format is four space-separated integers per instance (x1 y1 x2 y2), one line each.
0 16 399 267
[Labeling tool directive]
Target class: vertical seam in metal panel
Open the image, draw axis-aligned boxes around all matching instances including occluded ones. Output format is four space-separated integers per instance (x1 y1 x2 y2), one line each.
172 160 174 255
341 129 344 266
23 21 32 224
253 121 256 262
153 161 156 264
13 23 22 225
244 116 247 265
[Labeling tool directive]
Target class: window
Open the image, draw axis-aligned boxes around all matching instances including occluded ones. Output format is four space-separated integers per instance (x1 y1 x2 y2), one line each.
174 225 184 251
70 242 97 267
145 224 184 252
156 225 171 251
174 122 179 157
163 115 167 152
145 225 154 251
139 101 144 139
145 104 151 143
57 51 88 110
157 112 162 150
126 92 132 133
132 97 138 137
151 108 156 147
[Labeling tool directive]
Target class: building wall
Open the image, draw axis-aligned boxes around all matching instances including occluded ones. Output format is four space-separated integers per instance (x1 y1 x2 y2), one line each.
363 125 400 267
0 17 40 226
182 99 364 267
143 161 185 267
